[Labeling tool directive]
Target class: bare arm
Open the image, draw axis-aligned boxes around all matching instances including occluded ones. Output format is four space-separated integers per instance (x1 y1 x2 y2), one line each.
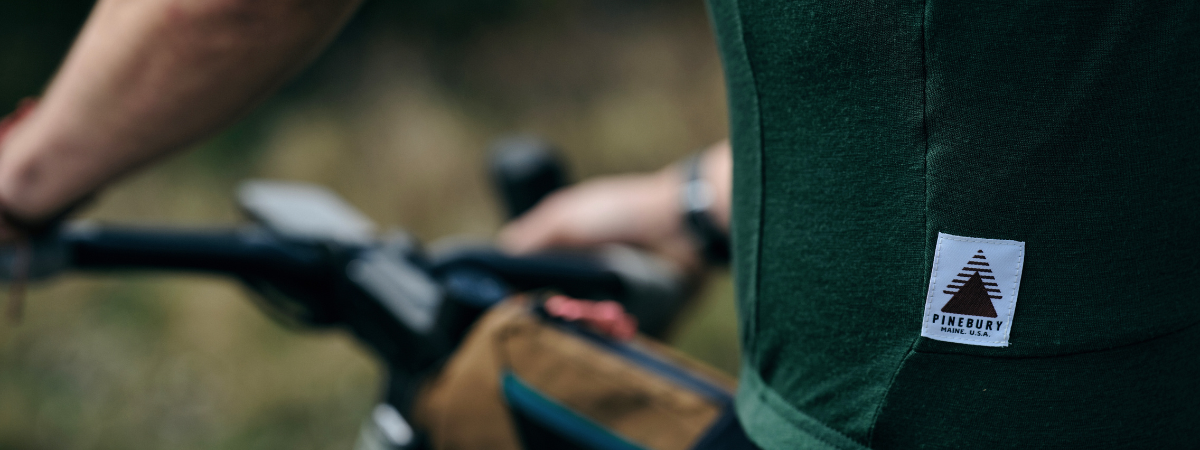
0 0 362 225
499 140 731 271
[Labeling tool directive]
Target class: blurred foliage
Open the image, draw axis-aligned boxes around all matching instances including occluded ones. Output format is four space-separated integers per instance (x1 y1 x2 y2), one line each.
0 0 735 448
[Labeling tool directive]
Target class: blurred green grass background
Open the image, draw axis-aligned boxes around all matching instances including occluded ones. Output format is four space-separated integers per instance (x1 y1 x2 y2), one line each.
0 1 736 448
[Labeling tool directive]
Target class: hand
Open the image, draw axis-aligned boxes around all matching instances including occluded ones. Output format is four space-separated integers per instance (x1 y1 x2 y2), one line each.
500 167 699 269
0 99 40 242
0 99 84 242
498 140 731 272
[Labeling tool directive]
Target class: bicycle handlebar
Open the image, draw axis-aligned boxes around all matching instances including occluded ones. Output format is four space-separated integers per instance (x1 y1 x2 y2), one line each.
0 137 695 449
67 224 329 277
6 218 686 347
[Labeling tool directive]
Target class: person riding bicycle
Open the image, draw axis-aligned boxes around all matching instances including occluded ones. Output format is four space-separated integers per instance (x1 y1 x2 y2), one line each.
2 0 1197 449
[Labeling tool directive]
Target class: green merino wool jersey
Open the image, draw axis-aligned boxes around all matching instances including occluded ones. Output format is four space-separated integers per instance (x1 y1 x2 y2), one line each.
705 0 1200 448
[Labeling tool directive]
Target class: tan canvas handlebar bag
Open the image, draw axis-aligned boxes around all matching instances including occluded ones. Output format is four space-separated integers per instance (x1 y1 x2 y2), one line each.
414 296 744 450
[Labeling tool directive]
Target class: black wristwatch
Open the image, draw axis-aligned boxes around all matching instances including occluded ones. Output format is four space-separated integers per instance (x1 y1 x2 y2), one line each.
681 154 730 265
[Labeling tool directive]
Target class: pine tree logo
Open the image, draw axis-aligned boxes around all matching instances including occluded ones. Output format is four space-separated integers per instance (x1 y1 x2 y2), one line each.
940 250 1001 318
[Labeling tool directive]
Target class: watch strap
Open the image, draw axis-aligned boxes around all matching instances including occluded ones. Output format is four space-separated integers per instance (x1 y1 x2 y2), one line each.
681 154 730 265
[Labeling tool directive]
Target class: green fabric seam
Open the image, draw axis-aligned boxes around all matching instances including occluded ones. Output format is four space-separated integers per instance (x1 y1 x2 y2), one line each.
865 340 919 447
731 0 766 367
866 0 934 446
736 359 870 450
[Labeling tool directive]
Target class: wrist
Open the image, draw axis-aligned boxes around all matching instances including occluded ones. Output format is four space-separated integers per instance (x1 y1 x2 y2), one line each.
678 151 731 265
0 99 42 220
646 166 689 238
0 115 52 221
0 145 94 235
0 100 93 230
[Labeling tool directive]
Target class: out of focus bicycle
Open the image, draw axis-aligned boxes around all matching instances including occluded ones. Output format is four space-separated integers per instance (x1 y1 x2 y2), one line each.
0 137 753 450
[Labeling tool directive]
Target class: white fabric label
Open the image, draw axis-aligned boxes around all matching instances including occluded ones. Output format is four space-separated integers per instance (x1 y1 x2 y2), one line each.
921 233 1025 347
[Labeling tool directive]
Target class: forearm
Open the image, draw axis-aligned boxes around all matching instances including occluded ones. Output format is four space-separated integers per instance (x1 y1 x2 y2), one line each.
0 0 361 219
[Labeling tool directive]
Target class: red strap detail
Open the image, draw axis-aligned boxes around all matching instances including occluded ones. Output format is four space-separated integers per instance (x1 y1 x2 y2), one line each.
543 294 638 341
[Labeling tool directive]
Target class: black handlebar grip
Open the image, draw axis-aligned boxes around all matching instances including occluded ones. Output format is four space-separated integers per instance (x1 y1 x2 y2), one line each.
488 135 569 219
